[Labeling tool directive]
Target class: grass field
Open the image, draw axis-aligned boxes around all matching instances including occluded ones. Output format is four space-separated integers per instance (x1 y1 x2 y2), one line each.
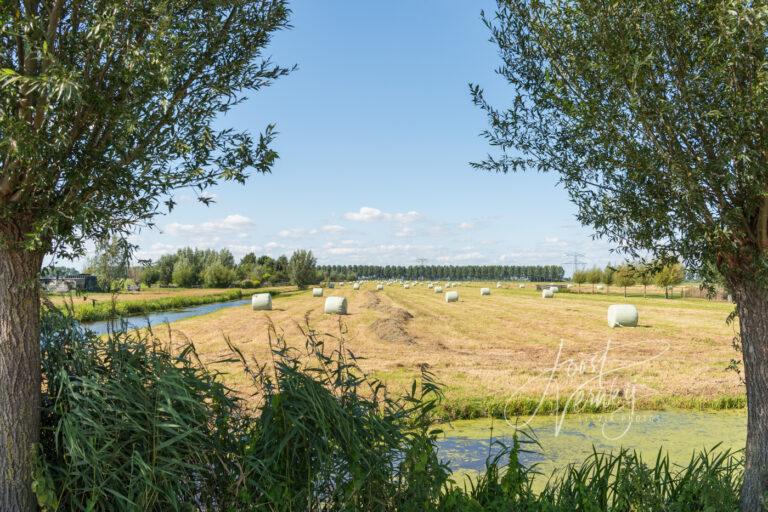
142 282 743 419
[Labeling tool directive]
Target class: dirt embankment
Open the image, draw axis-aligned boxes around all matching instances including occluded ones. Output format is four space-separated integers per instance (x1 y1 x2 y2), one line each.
361 292 415 344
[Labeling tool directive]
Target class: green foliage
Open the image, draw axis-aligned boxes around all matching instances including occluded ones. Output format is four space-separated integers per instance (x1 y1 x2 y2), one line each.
289 249 318 289
0 0 290 257
142 247 290 288
614 265 637 296
171 257 197 287
202 261 237 288
586 267 603 292
655 263 686 298
84 237 132 291
35 310 744 511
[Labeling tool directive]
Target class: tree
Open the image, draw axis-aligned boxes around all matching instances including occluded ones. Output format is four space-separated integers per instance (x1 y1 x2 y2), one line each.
655 263 685 299
84 237 131 291
636 264 655 299
172 258 197 288
288 250 317 289
0 3 289 507
473 2 768 506
586 267 602 293
202 262 236 288
602 265 615 295
614 265 637 298
572 270 587 293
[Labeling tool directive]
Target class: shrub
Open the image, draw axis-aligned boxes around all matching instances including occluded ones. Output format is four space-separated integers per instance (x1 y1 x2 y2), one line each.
35 311 448 511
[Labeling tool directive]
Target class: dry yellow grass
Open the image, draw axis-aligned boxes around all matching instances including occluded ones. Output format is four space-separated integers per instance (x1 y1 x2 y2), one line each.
148 282 743 417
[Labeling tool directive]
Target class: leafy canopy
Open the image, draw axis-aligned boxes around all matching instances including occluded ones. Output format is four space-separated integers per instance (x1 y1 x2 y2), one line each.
472 0 768 285
0 1 290 256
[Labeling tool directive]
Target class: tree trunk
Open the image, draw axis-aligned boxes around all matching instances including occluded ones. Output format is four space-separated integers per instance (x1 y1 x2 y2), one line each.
0 235 43 511
732 280 768 512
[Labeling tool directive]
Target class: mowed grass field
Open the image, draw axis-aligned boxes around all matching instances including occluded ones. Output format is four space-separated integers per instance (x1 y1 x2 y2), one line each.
146 282 744 419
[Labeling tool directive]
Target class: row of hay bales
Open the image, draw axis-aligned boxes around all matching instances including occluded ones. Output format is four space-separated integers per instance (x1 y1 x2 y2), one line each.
254 281 639 327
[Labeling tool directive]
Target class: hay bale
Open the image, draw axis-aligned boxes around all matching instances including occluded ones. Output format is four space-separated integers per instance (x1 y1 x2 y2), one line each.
251 293 272 311
353 283 360 290
542 289 554 298
312 287 323 297
607 304 638 328
496 282 502 288
550 286 559 293
427 283 434 289
376 284 384 291
518 284 526 289
324 296 348 315
445 291 459 302
480 287 491 296
434 286 443 293
404 284 410 289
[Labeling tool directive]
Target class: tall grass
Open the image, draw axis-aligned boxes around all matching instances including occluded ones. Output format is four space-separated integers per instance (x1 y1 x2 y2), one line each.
35 310 744 511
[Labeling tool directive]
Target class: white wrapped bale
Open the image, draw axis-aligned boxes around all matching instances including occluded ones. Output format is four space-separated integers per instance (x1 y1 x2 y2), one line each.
596 284 604 291
312 288 323 297
496 282 502 288
404 284 410 289
480 288 491 296
445 291 459 302
427 283 434 289
542 289 554 298
324 296 348 315
550 286 559 293
518 284 526 289
376 284 384 291
353 283 360 290
607 304 638 328
434 286 443 293
251 293 272 311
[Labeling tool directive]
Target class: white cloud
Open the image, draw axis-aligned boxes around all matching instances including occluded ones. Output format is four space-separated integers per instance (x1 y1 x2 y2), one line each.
165 214 254 236
343 206 421 223
279 228 307 238
395 226 416 238
320 224 346 233
458 222 474 230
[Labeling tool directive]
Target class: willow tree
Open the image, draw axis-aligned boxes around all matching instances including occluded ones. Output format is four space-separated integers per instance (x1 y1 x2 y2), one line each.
473 1 768 509
0 1 289 508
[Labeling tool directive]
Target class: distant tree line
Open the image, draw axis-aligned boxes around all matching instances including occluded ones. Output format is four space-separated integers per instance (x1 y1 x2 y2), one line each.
316 264 565 282
572 262 686 298
137 248 293 289
82 241 322 290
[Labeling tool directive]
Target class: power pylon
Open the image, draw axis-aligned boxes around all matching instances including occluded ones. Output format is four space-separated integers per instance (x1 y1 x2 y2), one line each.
564 252 586 275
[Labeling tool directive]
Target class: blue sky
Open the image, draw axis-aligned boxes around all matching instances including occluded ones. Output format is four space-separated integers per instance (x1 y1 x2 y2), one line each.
117 1 617 274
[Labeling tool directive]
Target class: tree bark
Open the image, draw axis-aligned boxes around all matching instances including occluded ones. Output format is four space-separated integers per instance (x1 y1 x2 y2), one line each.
732 280 768 512
0 229 43 512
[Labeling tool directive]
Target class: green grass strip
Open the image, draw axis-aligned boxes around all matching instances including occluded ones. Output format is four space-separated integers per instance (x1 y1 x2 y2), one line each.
59 289 285 322
436 394 747 421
